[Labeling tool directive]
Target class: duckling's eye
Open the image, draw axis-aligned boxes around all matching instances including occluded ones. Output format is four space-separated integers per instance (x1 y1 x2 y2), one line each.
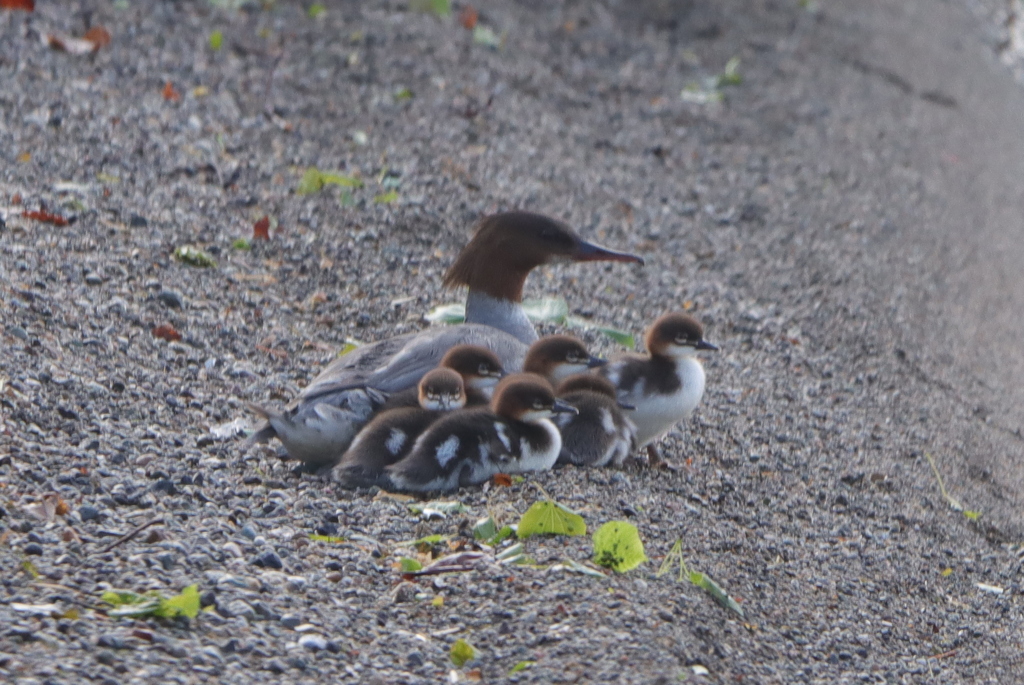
566 354 580 363
533 400 545 409
478 363 489 374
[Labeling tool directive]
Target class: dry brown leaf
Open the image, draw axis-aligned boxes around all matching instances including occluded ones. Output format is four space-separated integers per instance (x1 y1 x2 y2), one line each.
152 324 182 342
1 0 35 11
253 216 270 240
162 81 181 102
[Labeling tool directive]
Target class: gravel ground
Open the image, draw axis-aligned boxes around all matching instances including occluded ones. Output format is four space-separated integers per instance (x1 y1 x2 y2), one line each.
2 1 1024 683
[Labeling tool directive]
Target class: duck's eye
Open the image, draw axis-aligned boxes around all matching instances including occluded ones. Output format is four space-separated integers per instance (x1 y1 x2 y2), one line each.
478 363 489 374
533 400 545 409
566 354 580 363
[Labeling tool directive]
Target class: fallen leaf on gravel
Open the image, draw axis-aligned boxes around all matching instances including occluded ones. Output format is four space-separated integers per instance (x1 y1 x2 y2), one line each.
162 81 181 102
717 56 742 87
977 583 1004 594
592 521 647 573
410 0 450 17
173 245 217 267
492 473 512 487
473 25 501 48
555 559 607 579
22 209 69 226
23 494 63 521
308 3 325 18
517 499 586 538
46 32 98 54
659 540 744 617
209 30 223 50
21 559 40 578
399 557 423 572
509 661 535 674
103 584 200 619
152 324 182 342
253 216 270 240
1 0 34 11
232 238 251 250
459 6 478 29
308 534 346 543
450 638 478 667
84 26 111 49
466 668 483 681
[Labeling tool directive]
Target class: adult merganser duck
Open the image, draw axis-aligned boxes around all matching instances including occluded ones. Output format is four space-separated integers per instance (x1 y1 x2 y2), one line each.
248 211 642 469
384 373 577 494
596 313 717 467
377 345 505 412
553 374 638 468
334 368 466 488
522 334 608 384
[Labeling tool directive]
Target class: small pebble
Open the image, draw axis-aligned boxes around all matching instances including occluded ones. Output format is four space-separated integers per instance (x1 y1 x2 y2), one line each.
97 634 129 650
240 524 257 540
298 634 327 651
156 290 183 308
85 273 103 286
24 543 43 556
253 550 283 570
279 614 302 629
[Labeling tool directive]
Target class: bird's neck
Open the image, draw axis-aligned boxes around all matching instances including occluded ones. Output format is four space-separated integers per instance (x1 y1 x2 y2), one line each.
465 290 538 344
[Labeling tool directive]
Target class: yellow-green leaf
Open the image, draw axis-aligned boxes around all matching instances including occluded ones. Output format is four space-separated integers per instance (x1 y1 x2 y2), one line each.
509 661 535 674
374 190 399 204
592 521 647 573
410 0 450 17
308 3 325 18
450 638 477 667
209 30 223 51
517 500 586 538
399 557 423 572
308 534 345 543
158 584 200 619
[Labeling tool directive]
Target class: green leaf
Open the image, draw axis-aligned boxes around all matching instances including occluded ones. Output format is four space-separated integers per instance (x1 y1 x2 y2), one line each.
209 30 223 51
393 87 414 102
158 585 200 619
495 543 524 561
565 316 636 349
473 516 498 541
399 557 423 572
509 661 535 675
308 534 346 543
231 237 251 250
173 245 217 268
297 168 325 195
410 0 450 17
592 521 647 573
374 190 399 204
320 172 364 189
337 340 362 357
718 57 742 87
522 297 569 324
450 638 477 667
405 533 448 546
308 3 325 18
963 510 982 521
102 590 145 606
473 25 501 48
339 189 355 207
490 526 515 545
516 500 586 538
21 559 40 579
425 303 466 324
690 572 744 618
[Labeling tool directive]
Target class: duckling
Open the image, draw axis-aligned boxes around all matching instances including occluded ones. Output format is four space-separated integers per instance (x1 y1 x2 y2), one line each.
597 313 717 467
378 345 505 411
553 374 638 468
384 373 577 494
522 334 607 384
334 368 466 488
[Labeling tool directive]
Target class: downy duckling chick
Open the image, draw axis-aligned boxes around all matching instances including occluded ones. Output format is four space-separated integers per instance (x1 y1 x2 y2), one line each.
554 374 638 468
378 345 505 411
384 373 577 494
597 313 717 467
523 335 607 385
334 368 467 488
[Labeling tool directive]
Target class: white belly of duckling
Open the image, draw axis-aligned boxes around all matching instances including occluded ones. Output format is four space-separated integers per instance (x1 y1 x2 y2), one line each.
630 358 706 446
508 419 562 473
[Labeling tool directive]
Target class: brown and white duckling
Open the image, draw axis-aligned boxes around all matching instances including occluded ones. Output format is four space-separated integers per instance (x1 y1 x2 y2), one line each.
523 334 607 385
378 344 505 411
553 374 638 468
384 373 577 494
597 313 717 466
334 368 466 488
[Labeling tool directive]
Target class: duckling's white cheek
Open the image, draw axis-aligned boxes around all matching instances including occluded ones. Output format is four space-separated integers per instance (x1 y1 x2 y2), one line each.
494 424 513 451
521 409 553 422
599 408 616 435
665 343 697 357
551 364 586 383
